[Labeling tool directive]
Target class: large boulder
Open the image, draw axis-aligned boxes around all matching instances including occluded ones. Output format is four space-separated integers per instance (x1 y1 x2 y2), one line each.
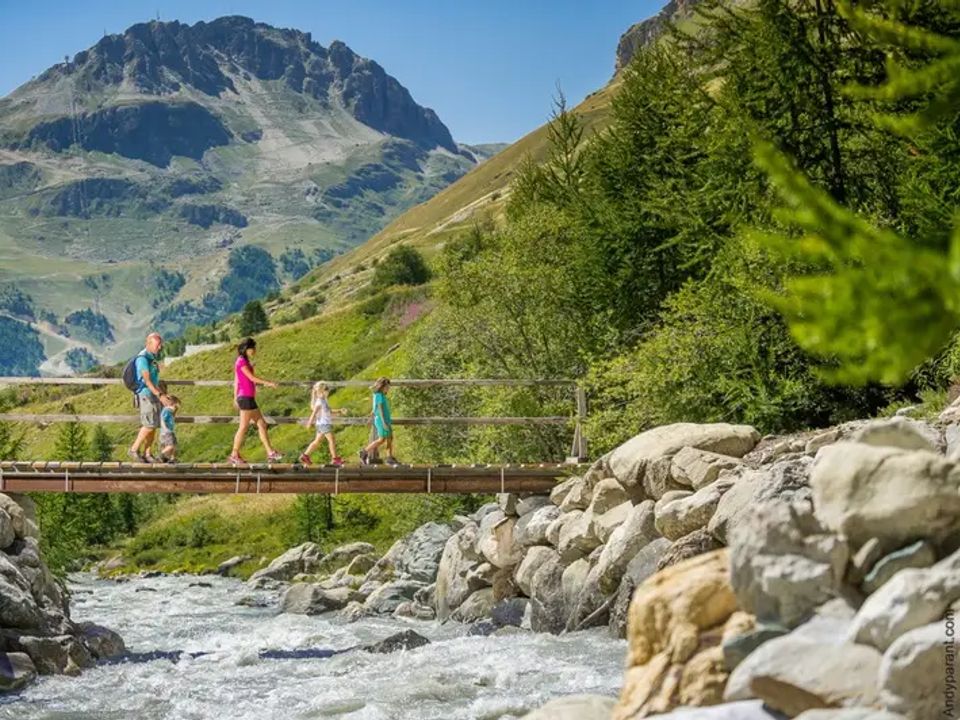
452 587 496 622
559 476 596 512
655 478 734 541
0 509 14 550
591 501 634 544
587 479 631 516
514 546 557 596
280 584 358 615
595 501 659 596
477 511 521 569
514 505 560 547
811 443 960 548
15 634 94 676
395 522 454 582
878 622 944 719
729 492 848 629
671 447 743 491
312 542 375 576
557 511 601 563
77 622 126 659
0 495 26 539
657 528 723 572
561 557 591 618
248 542 324 584
724 634 881 715
364 580 424 615
521 694 617 720
610 538 673 638
0 652 35 692
434 522 483 620
848 547 960 651
0 557 42 629
861 539 936 595
708 457 812 544
529 551 566 634
613 550 738 719
850 416 942 453
516 495 551 517
607 423 760 498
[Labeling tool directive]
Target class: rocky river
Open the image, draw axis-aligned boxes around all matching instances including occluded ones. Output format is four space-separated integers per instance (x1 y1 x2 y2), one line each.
0 573 625 720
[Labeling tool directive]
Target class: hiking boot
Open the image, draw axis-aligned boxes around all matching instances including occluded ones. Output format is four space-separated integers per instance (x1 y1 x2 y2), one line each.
385 456 400 467
127 449 145 463
331 456 344 467
358 449 369 465
161 456 177 465
143 452 160 464
298 453 312 466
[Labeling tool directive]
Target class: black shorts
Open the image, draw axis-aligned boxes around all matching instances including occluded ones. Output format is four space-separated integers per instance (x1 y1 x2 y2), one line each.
237 396 259 411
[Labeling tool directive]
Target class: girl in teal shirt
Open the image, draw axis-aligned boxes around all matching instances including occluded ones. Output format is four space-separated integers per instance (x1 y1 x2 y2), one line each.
358 377 399 466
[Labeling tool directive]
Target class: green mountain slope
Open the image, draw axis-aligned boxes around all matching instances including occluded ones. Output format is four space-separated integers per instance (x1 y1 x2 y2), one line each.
0 16 502 372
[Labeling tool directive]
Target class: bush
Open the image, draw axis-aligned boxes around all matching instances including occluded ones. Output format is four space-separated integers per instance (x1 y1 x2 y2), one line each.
371 245 430 290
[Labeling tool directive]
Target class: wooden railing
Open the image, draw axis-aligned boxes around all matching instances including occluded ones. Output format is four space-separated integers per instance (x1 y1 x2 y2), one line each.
0 376 589 461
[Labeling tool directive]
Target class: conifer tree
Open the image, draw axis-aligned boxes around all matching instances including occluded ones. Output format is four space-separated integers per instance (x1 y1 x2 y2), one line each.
239 300 269 336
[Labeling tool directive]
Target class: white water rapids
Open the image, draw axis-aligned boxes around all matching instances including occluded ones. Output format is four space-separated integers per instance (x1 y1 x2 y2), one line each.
1 573 626 719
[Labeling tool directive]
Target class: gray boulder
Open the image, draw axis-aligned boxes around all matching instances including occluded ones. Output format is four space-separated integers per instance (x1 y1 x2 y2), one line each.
0 509 14 550
557 510 600 563
655 478 733 540
559 477 595 512
216 555 250 577
609 537 672 638
590 501 633 544
708 457 812 544
0 652 35 692
477 511 521 569
0 495 26 539
313 542 375 576
657 527 723 572
550 477 579 507
248 542 324 584
851 416 942 453
280 584 358 615
364 580 424 615
849 548 960 650
77 622 126 659
514 505 560 547
0 559 42 629
529 552 566 634
434 522 482 620
594 500 658 596
396 522 454 582
452 587 495 622
514 546 557 597
516 495 551 516
497 493 520 516
607 422 760 496
876 621 944 719
729 493 848 628
670 446 743 490
811 443 960 548
15 634 94 675
363 629 430 654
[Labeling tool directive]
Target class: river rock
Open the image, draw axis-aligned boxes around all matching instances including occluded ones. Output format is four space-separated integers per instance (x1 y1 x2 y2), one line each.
708 456 812 544
812 442 960 548
607 423 760 496
878 622 944 719
452 587 495 622
490 597 528 627
343 553 378 577
610 537 672 638
248 542 324 584
848 548 960 650
216 555 250 576
280 584 358 615
729 492 848 628
515 505 560 547
364 580 423 615
522 694 617 720
434 521 482 620
721 624 786 672
516 495 551 516
851 416 941 452
0 560 42 629
0 652 35 692
587 479 631 517
77 622 126 659
514 546 556 596
862 539 936 595
794 711 906 720
0 495 25 539
314 542 375 576
595 501 659 596
393 600 435 620
657 528 723 572
847 537 884 586
497 493 520 516
550 477 579 507
591 501 633 544
529 552 566 634
724 634 882 714
618 701 781 719
478 511 521 568
557 510 600 563
339 600 366 622
655 478 733 541
560 476 595 512
671 447 743 490
614 550 738 718
14 634 94 675
396 522 454 582
0 510 14 550
363 629 431 654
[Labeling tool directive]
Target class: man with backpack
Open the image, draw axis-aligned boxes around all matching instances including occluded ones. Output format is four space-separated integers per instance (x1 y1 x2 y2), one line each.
126 332 168 463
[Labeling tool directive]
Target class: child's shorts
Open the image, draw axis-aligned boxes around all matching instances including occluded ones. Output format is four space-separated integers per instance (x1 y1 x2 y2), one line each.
315 422 333 435
159 431 177 449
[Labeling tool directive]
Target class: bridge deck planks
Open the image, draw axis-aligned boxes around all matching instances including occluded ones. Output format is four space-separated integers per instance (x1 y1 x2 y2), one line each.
0 461 580 495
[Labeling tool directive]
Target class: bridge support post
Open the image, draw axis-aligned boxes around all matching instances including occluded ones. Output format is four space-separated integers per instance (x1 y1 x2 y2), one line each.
568 387 588 464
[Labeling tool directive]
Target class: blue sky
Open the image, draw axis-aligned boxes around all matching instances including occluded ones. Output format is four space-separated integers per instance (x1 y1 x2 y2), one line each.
0 0 663 143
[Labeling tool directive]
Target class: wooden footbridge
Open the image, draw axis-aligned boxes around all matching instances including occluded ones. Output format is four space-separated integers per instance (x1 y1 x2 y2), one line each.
0 376 587 495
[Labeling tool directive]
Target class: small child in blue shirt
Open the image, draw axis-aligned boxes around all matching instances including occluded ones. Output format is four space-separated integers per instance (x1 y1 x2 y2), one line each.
159 395 180 463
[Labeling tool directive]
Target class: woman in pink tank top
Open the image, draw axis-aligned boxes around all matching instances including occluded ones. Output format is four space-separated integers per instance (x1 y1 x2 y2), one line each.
229 337 283 465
